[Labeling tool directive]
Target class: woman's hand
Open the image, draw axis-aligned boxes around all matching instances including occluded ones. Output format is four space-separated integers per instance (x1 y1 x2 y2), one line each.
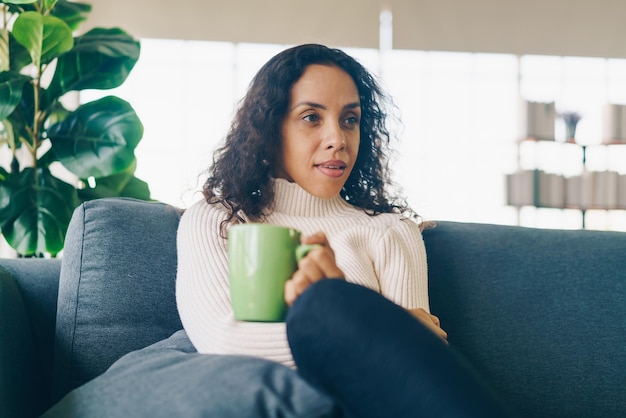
409 308 448 343
284 232 344 306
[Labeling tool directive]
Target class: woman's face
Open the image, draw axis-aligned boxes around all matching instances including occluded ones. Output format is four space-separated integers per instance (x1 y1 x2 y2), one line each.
277 64 361 199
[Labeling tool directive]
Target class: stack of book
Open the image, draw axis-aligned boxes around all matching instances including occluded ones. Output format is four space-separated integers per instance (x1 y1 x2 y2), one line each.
506 170 563 208
507 169 626 209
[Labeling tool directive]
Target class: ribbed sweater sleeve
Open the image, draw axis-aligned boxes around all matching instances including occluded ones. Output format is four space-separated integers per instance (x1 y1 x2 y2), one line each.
374 219 430 311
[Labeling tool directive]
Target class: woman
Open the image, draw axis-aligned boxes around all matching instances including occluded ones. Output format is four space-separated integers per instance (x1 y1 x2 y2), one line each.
44 43 508 418
176 44 509 417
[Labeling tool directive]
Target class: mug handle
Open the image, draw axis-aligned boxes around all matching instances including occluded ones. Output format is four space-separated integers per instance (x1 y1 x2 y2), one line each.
295 244 322 261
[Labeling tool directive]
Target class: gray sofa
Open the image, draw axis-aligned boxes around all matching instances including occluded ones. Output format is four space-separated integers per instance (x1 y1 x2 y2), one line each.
1 198 625 417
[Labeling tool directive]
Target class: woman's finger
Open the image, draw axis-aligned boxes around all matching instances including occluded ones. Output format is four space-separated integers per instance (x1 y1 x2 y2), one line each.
300 246 344 279
300 231 331 246
284 271 315 305
409 308 448 343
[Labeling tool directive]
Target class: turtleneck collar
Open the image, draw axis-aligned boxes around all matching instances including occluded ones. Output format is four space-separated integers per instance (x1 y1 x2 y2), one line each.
270 178 352 217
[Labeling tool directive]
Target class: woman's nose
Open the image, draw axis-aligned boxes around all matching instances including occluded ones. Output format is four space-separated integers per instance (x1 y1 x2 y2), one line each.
323 123 346 150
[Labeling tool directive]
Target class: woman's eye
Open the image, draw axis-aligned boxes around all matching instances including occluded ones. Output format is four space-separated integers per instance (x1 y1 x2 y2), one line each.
343 116 360 127
303 114 320 123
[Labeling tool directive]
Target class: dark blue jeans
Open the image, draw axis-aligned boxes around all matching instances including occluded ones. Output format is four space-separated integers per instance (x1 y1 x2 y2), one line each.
286 279 511 418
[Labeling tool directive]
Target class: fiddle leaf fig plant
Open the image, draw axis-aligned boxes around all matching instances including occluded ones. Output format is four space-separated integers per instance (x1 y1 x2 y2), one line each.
0 0 150 257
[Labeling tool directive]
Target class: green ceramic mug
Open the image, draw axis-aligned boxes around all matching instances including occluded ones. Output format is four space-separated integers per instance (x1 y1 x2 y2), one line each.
228 223 319 322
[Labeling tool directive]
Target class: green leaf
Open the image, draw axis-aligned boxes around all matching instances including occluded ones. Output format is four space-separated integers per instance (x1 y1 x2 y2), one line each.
12 12 45 68
44 97 70 125
0 72 30 121
12 11 74 68
3 0 37 4
77 164 151 201
0 167 78 256
47 96 144 178
51 1 92 31
4 80 35 147
46 27 139 101
78 159 134 199
118 175 151 200
8 33 33 72
43 0 58 10
0 119 16 152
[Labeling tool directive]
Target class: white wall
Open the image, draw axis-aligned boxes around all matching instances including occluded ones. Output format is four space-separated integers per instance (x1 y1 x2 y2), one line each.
85 0 626 58
393 0 626 58
83 0 380 49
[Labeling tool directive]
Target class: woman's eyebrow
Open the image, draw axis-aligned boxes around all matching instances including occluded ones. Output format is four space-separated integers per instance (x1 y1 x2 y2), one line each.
293 101 326 110
344 102 361 110
292 101 361 111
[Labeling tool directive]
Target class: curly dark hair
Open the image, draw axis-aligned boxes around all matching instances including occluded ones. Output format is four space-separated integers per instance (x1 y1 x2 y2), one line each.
203 43 414 225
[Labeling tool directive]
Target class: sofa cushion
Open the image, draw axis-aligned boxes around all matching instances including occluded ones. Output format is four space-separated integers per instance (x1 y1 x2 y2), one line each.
51 198 183 402
423 221 626 418
44 330 337 418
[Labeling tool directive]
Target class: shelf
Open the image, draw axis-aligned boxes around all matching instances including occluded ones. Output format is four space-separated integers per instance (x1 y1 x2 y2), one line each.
508 139 626 228
509 204 626 211
508 205 626 229
519 136 626 146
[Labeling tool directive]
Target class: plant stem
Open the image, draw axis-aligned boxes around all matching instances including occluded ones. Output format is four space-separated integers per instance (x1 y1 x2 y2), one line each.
31 74 41 168
1 5 8 73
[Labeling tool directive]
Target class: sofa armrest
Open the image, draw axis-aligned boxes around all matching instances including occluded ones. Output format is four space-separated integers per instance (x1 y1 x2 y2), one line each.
0 268 45 418
0 258 61 418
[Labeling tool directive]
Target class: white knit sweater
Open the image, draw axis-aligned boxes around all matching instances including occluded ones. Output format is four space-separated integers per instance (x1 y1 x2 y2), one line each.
176 179 429 367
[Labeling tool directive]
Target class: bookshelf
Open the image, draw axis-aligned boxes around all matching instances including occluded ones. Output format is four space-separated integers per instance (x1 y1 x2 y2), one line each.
506 102 626 229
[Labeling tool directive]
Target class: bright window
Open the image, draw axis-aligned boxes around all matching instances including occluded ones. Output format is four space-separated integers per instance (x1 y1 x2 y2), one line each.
82 40 626 231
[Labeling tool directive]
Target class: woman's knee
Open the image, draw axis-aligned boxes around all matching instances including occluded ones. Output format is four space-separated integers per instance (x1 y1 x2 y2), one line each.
285 279 360 349
285 278 408 352
286 279 374 329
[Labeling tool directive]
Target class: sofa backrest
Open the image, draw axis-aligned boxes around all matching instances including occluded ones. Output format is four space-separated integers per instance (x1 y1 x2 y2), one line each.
51 198 183 403
423 221 626 418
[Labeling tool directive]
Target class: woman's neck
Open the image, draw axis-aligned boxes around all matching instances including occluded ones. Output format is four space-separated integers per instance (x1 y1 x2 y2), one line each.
271 178 350 217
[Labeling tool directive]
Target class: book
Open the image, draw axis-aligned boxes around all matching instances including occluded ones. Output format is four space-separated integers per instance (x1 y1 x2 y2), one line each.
506 170 537 207
525 101 556 140
602 104 626 143
593 170 619 208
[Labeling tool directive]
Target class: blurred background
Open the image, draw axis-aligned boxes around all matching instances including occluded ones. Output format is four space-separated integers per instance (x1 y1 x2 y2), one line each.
82 0 626 231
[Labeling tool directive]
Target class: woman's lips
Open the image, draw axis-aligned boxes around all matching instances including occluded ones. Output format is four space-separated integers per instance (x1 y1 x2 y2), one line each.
314 160 347 178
